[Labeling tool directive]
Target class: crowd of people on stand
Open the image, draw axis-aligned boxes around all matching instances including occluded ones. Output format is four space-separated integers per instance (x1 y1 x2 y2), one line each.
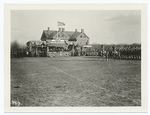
49 47 65 52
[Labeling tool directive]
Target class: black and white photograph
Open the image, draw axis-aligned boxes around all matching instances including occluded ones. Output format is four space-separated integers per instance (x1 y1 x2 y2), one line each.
4 4 148 112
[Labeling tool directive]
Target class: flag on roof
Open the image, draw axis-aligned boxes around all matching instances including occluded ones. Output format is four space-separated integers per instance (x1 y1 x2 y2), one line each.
58 21 65 26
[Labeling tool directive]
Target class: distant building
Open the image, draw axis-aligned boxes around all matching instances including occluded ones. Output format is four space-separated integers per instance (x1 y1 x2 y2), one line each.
41 27 89 46
26 27 90 57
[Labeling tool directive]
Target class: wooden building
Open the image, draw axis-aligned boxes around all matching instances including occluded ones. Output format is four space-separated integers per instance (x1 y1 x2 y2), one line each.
27 27 90 57
41 27 89 46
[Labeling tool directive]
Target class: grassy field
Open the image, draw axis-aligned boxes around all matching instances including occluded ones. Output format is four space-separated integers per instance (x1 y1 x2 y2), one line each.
11 56 141 107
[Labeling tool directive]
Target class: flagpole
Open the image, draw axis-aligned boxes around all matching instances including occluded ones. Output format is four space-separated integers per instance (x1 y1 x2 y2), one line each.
57 21 65 41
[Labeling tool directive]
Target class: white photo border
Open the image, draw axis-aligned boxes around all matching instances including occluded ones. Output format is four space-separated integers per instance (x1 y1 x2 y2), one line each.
4 3 147 113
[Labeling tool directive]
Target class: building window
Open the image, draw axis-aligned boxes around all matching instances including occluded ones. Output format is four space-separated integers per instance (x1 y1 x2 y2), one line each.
86 41 88 45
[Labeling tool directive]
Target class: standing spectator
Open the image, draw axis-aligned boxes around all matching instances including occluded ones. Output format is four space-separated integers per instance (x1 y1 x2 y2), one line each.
26 51 29 57
106 51 109 61
112 45 116 51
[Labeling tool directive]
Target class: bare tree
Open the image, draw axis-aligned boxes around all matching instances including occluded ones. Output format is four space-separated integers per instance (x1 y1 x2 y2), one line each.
11 40 20 52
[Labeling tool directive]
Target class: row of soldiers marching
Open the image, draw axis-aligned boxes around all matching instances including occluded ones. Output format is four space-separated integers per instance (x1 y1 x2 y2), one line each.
98 44 141 60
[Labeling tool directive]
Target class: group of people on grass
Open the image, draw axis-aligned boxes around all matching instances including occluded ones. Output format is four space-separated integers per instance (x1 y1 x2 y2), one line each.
97 45 141 60
11 49 27 58
11 43 141 60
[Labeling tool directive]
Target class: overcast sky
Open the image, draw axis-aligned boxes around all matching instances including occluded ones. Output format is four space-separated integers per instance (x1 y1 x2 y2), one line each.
11 10 141 45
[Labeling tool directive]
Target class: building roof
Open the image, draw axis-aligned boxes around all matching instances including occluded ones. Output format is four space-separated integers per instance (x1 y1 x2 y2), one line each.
41 29 89 41
27 40 46 46
42 30 57 39
63 31 74 38
69 32 81 41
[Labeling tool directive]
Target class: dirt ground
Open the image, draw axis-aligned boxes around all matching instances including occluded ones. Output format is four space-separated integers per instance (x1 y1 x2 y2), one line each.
11 56 141 107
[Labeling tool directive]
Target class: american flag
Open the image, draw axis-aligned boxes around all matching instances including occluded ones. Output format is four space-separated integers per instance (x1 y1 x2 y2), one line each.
58 21 65 26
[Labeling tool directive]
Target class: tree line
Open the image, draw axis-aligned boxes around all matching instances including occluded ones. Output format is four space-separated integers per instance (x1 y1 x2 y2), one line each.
11 40 27 58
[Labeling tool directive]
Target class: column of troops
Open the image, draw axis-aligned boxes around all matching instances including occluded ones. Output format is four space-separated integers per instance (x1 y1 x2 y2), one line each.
118 47 141 60
82 45 141 60
99 45 141 60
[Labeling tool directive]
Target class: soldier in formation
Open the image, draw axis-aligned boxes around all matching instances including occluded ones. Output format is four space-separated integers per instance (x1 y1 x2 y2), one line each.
119 46 141 60
97 45 141 60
